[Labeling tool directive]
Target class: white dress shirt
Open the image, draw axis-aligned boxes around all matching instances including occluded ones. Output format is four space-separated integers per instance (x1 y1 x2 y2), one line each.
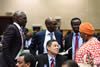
43 30 56 53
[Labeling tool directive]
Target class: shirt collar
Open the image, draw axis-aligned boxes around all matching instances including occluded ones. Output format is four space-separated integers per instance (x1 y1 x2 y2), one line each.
46 30 54 35
13 22 22 31
73 32 80 36
48 54 56 62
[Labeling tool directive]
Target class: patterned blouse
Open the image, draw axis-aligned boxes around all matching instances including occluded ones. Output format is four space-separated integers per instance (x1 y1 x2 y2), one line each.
75 37 100 65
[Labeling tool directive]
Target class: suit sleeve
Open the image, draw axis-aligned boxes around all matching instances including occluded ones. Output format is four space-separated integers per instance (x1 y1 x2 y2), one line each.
60 33 63 52
2 25 16 67
64 34 72 59
57 31 63 52
64 35 71 51
35 54 48 67
35 55 40 67
29 33 38 56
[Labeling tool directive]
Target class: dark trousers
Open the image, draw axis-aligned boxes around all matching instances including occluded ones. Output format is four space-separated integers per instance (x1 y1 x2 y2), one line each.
0 52 8 67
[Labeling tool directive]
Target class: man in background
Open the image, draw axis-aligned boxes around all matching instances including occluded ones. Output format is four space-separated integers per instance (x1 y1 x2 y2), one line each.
24 32 33 49
64 17 83 59
1 11 27 67
29 17 63 55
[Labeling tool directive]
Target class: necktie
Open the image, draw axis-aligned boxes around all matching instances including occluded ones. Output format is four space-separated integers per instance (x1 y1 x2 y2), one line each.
51 58 54 67
20 28 24 54
75 33 78 59
49 33 53 40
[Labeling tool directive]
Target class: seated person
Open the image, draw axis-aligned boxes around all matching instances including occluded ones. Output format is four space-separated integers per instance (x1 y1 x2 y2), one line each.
62 60 79 67
36 40 67 67
16 53 36 67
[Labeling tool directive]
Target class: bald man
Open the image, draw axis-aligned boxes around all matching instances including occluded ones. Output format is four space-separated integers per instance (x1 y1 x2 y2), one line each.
29 17 63 56
1 11 27 67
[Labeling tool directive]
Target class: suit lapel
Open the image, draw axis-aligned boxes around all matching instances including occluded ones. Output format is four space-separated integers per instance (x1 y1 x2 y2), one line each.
41 31 46 45
55 55 60 67
71 33 73 47
54 31 57 38
13 24 21 40
43 54 49 67
54 31 59 41
43 31 46 42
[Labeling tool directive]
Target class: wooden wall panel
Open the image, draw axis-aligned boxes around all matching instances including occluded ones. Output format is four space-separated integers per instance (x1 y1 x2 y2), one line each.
0 16 13 35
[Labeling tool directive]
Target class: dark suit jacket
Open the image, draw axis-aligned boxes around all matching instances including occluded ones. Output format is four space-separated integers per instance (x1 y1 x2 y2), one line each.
64 33 73 59
29 30 63 55
1 24 22 67
97 35 100 41
36 54 67 67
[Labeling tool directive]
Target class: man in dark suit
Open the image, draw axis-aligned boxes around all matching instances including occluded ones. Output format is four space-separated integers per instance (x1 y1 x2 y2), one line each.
36 40 67 67
64 18 83 60
1 11 27 67
29 17 63 55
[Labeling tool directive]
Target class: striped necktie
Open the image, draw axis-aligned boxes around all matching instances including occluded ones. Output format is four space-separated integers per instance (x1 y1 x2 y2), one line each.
51 58 54 67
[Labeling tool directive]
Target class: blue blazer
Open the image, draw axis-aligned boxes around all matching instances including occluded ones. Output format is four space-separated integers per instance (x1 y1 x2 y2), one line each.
29 30 63 55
